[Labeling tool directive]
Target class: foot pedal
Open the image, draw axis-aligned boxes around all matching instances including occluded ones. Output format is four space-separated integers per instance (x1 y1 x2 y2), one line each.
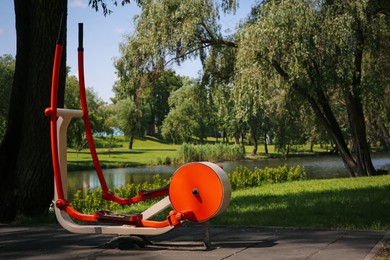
94 210 143 225
138 185 169 196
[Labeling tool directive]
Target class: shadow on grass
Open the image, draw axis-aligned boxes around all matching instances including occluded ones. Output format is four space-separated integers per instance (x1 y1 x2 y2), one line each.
69 150 145 155
68 160 145 171
215 185 390 230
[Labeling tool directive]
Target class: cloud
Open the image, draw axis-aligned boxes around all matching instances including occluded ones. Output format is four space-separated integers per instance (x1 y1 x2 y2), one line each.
70 0 87 8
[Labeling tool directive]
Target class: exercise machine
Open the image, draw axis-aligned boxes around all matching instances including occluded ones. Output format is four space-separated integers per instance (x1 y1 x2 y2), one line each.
45 17 231 243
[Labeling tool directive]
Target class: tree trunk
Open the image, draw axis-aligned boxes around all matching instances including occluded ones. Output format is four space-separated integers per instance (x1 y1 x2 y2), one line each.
240 133 246 154
0 0 67 221
303 86 375 177
264 134 269 154
252 135 258 155
129 136 135 149
345 92 376 176
343 25 376 177
222 129 228 144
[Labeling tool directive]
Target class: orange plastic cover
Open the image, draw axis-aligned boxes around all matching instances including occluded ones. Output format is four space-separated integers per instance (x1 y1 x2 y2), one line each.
169 162 230 222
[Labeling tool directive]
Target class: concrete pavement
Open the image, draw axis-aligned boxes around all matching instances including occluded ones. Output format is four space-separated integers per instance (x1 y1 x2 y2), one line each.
0 224 388 259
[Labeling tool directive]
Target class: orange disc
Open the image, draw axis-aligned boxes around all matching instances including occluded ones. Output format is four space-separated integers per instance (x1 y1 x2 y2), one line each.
169 162 231 222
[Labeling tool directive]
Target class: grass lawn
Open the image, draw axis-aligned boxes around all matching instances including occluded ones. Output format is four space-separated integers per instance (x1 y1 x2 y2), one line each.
66 136 336 170
212 175 390 230
17 172 390 233
67 136 180 170
63 136 390 231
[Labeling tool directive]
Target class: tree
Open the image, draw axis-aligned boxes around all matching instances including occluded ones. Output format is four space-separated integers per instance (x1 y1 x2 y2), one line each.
235 0 389 176
111 97 151 149
0 54 15 141
145 70 183 136
64 75 85 150
0 0 136 222
161 78 210 143
362 29 390 148
64 75 109 150
118 0 389 177
0 0 68 221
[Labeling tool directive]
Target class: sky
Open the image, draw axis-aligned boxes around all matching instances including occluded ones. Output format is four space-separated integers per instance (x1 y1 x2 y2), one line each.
0 0 252 103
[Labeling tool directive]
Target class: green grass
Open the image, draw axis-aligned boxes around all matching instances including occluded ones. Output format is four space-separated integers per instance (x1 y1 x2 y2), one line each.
63 136 390 231
67 136 180 170
67 136 338 170
17 174 390 232
212 175 390 230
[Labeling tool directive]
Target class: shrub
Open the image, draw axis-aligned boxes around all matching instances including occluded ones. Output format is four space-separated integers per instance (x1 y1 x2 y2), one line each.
71 174 170 213
177 143 245 163
229 165 306 190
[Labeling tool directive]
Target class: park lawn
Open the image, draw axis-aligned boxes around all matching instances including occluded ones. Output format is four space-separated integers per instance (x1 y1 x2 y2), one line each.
212 174 390 230
64 135 390 230
100 174 390 231
17 173 390 232
66 136 336 170
67 136 180 170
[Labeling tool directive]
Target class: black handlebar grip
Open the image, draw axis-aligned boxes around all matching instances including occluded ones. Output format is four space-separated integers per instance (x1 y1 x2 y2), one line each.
56 13 66 45
78 23 84 51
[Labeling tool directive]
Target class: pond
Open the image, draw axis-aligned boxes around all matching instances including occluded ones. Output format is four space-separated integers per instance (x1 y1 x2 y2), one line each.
67 152 390 199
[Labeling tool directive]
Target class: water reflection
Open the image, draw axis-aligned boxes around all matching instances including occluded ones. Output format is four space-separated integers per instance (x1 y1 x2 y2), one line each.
68 152 390 199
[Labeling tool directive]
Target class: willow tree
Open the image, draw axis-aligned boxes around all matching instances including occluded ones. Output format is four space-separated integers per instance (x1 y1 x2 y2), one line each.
114 0 239 141
116 0 388 177
235 0 388 176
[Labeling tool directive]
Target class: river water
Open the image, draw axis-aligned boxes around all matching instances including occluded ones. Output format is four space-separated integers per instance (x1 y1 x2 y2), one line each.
68 152 390 198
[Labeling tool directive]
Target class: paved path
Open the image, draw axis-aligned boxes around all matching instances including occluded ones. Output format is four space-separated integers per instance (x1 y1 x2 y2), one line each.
0 224 388 259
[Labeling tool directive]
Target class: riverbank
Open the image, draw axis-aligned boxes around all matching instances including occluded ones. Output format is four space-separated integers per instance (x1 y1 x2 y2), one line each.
67 136 390 171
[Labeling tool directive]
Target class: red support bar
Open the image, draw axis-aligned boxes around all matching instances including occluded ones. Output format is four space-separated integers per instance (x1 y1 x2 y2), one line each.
102 187 169 204
46 43 65 201
77 49 169 204
47 21 181 229
77 23 109 192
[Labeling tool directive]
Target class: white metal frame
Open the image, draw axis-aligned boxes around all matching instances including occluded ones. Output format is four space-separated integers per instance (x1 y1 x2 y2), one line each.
54 108 174 235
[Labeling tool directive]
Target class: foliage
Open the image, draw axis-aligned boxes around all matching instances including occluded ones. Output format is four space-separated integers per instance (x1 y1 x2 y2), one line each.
0 54 15 141
228 165 306 190
234 0 389 176
177 142 245 163
108 97 151 149
64 75 109 149
113 0 390 178
145 70 183 136
161 78 210 143
70 165 303 214
71 175 170 213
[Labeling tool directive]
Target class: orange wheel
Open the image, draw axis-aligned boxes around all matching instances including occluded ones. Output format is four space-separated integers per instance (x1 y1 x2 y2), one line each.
169 162 231 223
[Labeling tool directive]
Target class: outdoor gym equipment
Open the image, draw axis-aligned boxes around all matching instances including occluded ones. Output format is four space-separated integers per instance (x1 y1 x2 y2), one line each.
44 18 231 241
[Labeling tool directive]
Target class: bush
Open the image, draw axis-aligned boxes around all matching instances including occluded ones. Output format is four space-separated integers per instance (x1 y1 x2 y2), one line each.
71 174 170 213
177 143 245 163
229 165 306 190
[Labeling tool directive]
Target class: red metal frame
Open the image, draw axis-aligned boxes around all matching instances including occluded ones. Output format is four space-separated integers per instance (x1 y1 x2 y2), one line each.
45 21 187 227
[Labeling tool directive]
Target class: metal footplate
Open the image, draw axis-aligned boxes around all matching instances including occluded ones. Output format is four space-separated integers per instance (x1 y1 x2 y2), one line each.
94 210 143 225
